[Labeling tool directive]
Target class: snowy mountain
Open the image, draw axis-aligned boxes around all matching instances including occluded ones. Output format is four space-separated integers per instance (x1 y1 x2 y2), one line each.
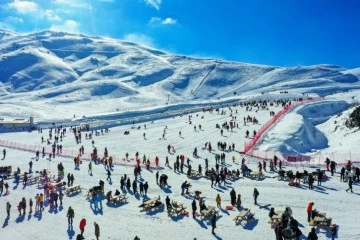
0 30 359 117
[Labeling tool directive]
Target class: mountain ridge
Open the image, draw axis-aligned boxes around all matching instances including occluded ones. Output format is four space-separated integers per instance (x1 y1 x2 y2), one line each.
0 30 359 115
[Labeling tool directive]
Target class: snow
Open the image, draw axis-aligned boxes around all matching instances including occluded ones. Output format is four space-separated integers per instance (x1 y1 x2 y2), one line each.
0 30 360 240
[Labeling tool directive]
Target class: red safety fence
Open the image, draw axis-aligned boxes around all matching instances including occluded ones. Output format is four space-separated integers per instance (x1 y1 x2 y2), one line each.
0 139 161 169
244 97 324 153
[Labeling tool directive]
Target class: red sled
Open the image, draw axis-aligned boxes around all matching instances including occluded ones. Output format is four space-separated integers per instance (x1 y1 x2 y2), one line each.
183 210 189 217
226 205 234 210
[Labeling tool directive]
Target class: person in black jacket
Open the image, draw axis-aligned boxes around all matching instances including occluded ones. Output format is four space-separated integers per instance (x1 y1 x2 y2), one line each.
67 206 75 225
346 177 353 193
340 167 345 182
211 214 217 234
191 199 197 218
307 227 318 240
330 161 337 176
165 196 171 211
269 207 277 219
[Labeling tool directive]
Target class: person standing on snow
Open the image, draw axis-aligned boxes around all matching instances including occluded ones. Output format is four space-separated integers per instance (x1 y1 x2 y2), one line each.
94 222 100 240
67 206 75 225
216 194 221 208
306 202 314 222
253 188 259 205
211 214 217 234
106 169 111 182
192 199 197 218
6 202 11 218
346 177 353 193
79 218 87 237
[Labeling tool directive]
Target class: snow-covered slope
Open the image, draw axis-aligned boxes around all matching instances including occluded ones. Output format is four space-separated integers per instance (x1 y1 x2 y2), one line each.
0 30 359 114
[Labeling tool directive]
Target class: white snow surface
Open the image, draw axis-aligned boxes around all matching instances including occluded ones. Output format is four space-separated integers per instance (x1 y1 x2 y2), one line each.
0 30 359 240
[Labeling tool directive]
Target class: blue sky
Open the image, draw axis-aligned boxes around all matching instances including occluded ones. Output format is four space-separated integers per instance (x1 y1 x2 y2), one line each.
0 0 359 68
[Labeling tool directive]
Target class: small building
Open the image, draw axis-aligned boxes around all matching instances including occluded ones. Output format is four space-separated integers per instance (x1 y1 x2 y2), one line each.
0 117 35 130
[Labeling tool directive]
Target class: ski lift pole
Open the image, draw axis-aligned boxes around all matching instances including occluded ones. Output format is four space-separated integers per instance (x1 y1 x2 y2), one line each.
349 150 352 162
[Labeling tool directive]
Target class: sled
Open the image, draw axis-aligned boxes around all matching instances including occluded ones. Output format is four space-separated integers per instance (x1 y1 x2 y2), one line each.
226 205 234 210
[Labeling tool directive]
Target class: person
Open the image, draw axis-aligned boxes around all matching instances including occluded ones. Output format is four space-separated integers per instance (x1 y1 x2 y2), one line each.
236 194 242 210
29 198 33 213
289 217 302 239
211 214 217 234
94 222 100 240
274 215 287 240
216 194 221 208
340 167 345 182
330 161 337 176
67 173 71 187
59 190 64 206
80 218 87 237
269 207 277 219
6 202 11 218
181 181 187 195
191 199 197 218
165 196 171 211
307 202 314 222
67 206 75 225
253 188 259 204
88 161 92 174
0 179 3 195
330 224 337 240
284 206 293 219
230 188 236 205
307 227 318 240
106 169 111 182
70 174 74 186
144 182 149 195
156 171 159 185
346 176 353 192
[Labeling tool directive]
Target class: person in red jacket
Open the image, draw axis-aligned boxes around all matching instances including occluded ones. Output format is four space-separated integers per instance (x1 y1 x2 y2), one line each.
306 202 314 222
79 218 87 237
